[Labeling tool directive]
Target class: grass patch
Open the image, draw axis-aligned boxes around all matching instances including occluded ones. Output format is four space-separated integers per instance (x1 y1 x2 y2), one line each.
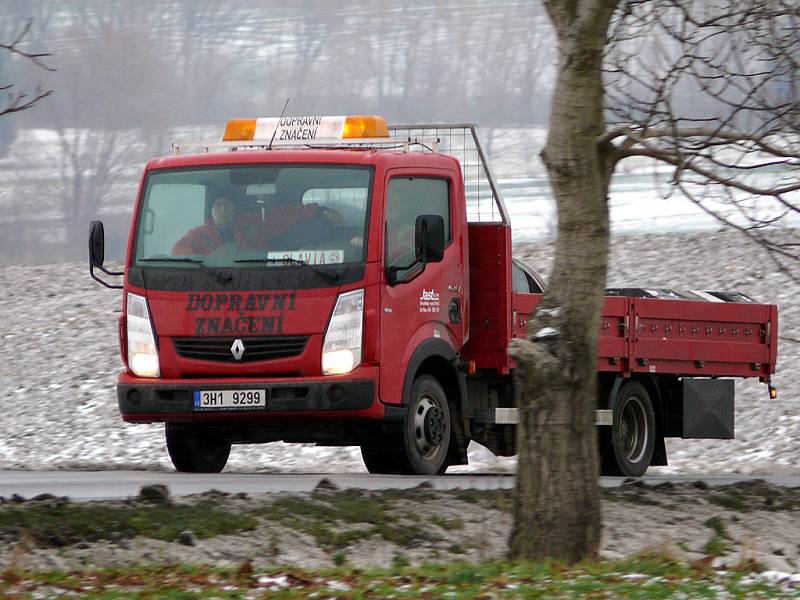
702 516 732 557
259 489 440 550
708 492 747 511
0 502 257 548
707 481 800 512
430 515 464 530
703 535 732 557
0 554 791 598
703 516 729 539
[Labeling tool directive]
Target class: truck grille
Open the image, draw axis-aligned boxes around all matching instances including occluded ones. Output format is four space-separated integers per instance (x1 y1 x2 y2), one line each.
172 336 309 363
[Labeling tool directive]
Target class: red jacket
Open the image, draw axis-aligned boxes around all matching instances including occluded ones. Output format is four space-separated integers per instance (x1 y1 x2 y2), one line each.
172 214 261 255
172 205 320 255
259 204 319 243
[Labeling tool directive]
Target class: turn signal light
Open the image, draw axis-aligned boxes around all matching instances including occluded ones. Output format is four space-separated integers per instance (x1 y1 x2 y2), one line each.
769 385 778 399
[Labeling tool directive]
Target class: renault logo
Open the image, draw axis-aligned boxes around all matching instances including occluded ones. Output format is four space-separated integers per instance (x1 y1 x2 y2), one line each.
231 338 245 361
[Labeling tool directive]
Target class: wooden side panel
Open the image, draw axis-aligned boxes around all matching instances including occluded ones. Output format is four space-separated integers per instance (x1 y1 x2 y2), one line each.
512 292 542 339
630 298 775 379
597 296 628 374
462 223 512 372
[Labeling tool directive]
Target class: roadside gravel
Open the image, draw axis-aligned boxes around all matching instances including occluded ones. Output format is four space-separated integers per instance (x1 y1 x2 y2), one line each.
0 228 796 474
1 481 798 576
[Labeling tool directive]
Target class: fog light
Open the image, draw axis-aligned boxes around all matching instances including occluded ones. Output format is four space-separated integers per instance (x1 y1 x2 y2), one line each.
127 389 142 406
327 384 345 403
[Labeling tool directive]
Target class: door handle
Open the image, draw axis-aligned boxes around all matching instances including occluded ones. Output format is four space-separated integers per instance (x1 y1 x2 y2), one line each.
448 298 461 324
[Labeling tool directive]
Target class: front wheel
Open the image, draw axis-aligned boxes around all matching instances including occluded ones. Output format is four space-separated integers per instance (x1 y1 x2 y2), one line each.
403 375 452 475
165 423 231 473
600 381 656 477
360 374 452 475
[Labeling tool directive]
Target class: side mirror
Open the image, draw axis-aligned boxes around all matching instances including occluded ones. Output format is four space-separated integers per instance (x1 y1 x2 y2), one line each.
88 220 123 289
89 220 105 267
415 214 445 264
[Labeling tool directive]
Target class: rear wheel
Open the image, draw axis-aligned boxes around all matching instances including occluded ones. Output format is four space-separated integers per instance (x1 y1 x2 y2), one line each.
600 381 656 477
165 423 231 473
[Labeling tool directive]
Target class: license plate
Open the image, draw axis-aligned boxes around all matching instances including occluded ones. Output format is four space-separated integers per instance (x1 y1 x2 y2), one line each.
193 389 266 411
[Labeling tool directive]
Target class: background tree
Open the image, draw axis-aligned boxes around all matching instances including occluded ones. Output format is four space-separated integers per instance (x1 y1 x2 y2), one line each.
605 0 799 276
0 17 52 156
511 0 798 562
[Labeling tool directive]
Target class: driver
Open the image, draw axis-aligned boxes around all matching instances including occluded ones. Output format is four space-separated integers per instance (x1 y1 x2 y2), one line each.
172 196 258 255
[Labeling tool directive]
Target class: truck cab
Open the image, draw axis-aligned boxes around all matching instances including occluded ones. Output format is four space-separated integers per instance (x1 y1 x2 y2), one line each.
90 117 484 474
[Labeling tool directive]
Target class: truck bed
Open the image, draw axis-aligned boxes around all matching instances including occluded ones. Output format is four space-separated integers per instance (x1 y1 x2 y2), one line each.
463 223 778 381
595 295 777 380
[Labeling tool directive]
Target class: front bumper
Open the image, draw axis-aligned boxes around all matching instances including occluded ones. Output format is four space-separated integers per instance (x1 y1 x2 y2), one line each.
118 369 381 423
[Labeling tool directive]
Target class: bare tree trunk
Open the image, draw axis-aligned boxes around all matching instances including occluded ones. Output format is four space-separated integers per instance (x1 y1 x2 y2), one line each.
509 0 619 562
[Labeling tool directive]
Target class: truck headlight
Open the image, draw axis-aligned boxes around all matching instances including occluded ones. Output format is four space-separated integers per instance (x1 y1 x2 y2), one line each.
127 292 160 378
322 289 364 375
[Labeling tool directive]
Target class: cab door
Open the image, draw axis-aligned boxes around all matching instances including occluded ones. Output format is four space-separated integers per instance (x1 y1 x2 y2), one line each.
378 171 466 406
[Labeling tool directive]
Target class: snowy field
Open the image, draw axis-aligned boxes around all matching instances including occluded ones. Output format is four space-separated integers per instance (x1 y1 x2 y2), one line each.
0 228 796 475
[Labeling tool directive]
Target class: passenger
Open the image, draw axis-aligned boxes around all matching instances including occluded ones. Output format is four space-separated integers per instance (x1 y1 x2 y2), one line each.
172 196 259 255
259 194 325 244
386 200 416 265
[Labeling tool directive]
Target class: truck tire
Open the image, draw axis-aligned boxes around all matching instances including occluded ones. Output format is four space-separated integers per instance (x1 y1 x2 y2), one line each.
601 381 655 477
165 423 231 473
361 375 452 475
359 445 408 474
402 375 452 475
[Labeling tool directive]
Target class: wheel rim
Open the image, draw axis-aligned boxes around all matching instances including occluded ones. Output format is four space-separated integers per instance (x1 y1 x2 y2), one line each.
620 396 648 464
413 395 445 461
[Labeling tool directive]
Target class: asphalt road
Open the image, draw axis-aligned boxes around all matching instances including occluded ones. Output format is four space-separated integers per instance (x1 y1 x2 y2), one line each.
1 471 799 501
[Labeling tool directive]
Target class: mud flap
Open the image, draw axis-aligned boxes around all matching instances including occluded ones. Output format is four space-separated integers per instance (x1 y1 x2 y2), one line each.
683 379 734 439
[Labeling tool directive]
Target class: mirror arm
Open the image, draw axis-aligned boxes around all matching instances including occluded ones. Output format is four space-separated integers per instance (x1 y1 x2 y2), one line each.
89 263 123 289
96 263 123 277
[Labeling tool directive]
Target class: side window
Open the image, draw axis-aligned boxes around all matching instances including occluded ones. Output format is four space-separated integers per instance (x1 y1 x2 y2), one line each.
385 177 450 279
512 260 544 293
512 262 530 293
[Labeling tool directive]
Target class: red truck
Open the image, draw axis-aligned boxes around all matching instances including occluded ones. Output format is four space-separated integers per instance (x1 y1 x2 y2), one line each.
89 116 778 477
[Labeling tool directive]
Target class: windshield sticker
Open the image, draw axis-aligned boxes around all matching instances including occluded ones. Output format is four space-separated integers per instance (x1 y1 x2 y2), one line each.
419 288 440 314
268 250 344 265
187 292 297 335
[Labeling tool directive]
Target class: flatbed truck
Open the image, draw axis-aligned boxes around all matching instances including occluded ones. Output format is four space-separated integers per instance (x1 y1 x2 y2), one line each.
89 116 778 477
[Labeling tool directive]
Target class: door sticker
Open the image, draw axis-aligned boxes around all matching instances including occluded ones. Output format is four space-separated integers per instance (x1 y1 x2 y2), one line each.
419 288 440 313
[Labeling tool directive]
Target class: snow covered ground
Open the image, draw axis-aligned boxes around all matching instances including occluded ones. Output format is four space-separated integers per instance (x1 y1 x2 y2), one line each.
0 228 796 475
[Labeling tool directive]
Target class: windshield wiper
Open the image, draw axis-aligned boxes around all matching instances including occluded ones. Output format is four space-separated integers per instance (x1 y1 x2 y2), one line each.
234 257 340 283
139 257 232 284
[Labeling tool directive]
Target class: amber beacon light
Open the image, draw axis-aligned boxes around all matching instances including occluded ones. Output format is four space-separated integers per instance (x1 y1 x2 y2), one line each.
223 119 258 141
342 115 390 138
222 115 389 142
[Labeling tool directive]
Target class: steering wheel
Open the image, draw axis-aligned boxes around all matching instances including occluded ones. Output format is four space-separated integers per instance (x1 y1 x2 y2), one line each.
271 212 338 248
205 242 239 264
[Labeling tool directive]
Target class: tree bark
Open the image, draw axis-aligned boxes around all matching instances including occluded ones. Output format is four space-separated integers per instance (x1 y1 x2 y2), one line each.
509 0 619 563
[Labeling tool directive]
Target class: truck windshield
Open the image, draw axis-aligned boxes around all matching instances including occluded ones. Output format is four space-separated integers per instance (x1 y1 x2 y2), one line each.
134 165 372 270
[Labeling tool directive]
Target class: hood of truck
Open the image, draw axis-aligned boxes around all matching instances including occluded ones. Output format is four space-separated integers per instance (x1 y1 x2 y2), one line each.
145 287 338 378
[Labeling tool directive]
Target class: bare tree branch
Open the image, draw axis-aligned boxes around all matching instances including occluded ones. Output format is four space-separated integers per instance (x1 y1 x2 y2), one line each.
1 18 54 118
603 0 800 276
0 19 55 71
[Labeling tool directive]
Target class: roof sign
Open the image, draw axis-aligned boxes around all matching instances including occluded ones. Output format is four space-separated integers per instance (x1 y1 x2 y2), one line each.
223 115 390 142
